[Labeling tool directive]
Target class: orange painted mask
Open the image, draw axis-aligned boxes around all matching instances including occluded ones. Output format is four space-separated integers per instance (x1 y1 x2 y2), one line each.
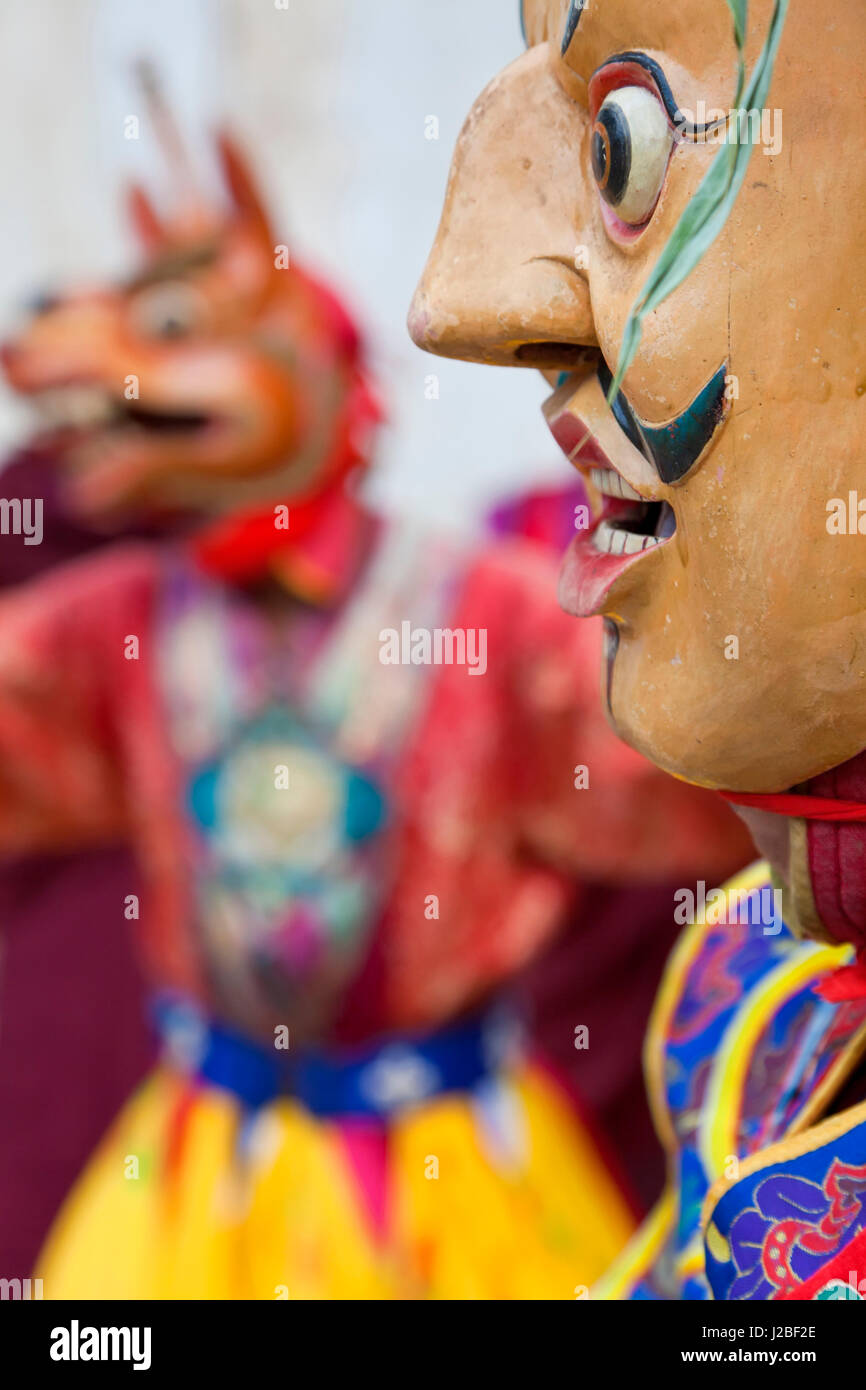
2 119 380 580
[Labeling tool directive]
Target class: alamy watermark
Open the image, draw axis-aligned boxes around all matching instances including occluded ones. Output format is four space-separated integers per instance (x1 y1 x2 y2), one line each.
50 1320 152 1371
0 498 42 545
0 1276 43 1299
674 879 783 935
827 491 866 534
379 622 487 676
676 103 782 157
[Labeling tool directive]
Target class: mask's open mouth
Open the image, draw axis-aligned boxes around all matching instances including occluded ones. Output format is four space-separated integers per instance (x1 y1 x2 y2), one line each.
123 402 212 435
588 465 676 555
547 388 678 618
32 385 215 437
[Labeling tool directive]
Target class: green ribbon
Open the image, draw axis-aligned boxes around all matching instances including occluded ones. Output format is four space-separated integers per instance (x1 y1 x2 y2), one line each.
606 0 790 405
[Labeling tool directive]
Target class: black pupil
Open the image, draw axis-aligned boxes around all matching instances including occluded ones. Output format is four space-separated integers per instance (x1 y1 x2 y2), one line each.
591 129 607 184
593 103 631 209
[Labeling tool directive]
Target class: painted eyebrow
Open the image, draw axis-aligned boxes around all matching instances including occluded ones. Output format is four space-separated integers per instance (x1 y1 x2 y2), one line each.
125 243 219 291
520 1 586 52
592 52 726 140
561 1 586 55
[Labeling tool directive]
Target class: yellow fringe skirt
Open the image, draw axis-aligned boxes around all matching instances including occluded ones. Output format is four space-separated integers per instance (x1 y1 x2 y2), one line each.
37 1060 634 1299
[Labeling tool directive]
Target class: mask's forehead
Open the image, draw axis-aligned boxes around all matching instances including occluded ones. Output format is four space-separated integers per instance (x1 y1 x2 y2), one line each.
520 0 567 50
521 0 740 84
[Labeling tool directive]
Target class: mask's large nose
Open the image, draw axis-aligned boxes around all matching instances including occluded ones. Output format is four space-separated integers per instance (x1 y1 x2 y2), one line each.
409 45 597 370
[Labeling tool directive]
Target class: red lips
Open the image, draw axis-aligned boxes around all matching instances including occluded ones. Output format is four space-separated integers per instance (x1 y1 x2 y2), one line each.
547 403 656 619
547 410 609 471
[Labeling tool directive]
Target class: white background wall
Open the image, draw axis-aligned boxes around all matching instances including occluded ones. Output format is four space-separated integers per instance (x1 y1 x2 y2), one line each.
0 0 566 530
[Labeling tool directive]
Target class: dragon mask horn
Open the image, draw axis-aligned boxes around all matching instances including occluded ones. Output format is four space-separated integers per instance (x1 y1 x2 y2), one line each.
128 58 212 243
215 130 274 246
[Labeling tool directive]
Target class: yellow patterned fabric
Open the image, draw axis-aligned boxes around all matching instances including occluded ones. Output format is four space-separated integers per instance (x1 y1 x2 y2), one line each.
37 1061 633 1300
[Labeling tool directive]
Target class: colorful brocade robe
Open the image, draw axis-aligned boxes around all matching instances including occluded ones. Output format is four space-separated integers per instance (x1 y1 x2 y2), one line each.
0 502 742 1043
0 486 754 1298
597 864 866 1302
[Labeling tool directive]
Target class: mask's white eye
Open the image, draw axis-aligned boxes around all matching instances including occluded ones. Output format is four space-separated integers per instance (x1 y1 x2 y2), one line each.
591 85 672 226
129 281 205 340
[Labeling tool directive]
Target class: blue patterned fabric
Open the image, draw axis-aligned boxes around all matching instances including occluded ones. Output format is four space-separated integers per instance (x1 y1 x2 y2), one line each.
152 993 520 1119
706 1116 866 1300
621 873 866 1300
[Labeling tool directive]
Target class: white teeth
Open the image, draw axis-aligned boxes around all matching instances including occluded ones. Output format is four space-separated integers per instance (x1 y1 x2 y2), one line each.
34 386 115 429
621 531 647 555
592 520 618 554
592 521 663 556
588 466 642 501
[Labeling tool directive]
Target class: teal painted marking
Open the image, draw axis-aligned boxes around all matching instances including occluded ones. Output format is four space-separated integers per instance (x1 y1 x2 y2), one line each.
598 360 728 484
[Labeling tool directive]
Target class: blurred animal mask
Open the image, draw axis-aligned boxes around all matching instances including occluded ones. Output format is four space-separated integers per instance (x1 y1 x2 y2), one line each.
3 76 379 575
